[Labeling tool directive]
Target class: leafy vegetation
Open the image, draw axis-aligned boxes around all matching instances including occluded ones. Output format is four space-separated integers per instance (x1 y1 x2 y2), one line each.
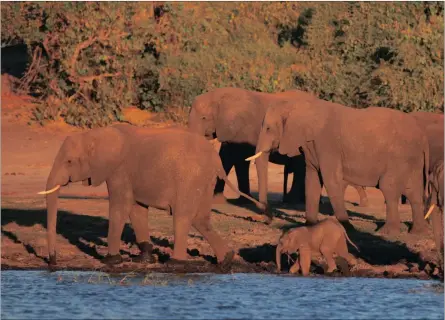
1 1 443 127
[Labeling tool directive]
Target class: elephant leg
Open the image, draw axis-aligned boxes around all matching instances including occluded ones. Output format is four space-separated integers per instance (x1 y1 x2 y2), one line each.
323 176 350 224
305 166 322 225
289 259 301 274
103 202 132 265
285 157 306 204
233 144 255 197
336 237 357 266
404 185 429 235
378 177 402 235
192 203 232 264
129 204 155 263
171 211 193 262
283 163 289 200
431 208 444 272
299 247 312 276
401 194 408 205
320 241 337 273
214 143 236 196
255 151 269 205
351 184 369 207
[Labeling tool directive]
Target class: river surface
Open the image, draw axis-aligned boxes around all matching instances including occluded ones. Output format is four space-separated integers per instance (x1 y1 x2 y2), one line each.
1 271 444 319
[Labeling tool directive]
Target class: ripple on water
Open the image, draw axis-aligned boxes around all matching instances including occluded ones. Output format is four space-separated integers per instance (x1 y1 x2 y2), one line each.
1 271 443 320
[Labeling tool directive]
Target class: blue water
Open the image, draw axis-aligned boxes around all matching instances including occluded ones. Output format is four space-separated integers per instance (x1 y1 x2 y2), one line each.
1 271 443 319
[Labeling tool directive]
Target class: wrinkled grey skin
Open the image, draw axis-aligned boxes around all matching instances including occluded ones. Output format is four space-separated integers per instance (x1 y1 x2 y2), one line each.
276 218 358 275
426 161 444 274
188 87 368 214
43 124 263 267
255 99 430 235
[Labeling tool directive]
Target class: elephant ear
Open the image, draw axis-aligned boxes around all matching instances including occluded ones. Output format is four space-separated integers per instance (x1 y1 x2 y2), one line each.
86 127 126 187
279 107 314 157
213 93 256 143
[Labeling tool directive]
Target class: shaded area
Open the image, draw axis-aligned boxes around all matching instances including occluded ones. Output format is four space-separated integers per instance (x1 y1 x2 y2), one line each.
0 208 215 266
0 207 439 279
230 191 386 225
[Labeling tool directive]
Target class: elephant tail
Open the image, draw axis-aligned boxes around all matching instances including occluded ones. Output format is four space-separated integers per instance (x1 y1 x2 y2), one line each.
222 175 264 208
341 225 360 253
214 157 264 209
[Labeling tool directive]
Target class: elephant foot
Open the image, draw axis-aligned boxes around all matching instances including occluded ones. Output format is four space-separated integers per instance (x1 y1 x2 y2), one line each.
48 254 57 266
263 204 274 225
219 250 235 272
409 223 429 235
167 258 189 266
102 254 123 265
131 252 156 264
131 242 155 264
325 268 340 275
378 223 401 235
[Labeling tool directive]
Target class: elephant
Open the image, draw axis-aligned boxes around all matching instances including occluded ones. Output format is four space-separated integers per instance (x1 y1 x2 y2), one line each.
187 87 368 215
248 99 431 235
275 217 358 275
425 160 444 274
400 111 444 204
38 123 263 267
283 157 369 207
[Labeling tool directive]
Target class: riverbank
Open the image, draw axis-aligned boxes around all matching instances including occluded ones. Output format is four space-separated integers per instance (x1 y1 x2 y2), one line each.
1 94 442 281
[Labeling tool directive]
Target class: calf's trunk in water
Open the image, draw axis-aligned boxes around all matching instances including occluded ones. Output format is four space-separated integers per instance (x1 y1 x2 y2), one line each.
276 244 282 271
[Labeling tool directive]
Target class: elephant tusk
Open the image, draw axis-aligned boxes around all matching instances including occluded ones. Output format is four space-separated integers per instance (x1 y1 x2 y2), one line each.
245 152 263 162
37 185 61 195
424 204 436 219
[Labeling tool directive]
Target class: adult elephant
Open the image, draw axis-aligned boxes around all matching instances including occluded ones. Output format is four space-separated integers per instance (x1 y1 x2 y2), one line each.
38 124 263 267
187 87 368 215
399 112 444 205
425 160 444 275
248 99 430 235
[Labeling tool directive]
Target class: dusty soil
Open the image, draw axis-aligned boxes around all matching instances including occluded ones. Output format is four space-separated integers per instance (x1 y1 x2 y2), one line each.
1 91 442 280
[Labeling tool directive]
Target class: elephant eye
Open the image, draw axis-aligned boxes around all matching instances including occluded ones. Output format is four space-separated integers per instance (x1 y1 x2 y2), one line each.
266 127 270 132
202 116 206 120
67 159 72 165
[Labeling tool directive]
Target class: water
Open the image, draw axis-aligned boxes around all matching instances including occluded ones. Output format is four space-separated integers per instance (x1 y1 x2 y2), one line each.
1 271 443 319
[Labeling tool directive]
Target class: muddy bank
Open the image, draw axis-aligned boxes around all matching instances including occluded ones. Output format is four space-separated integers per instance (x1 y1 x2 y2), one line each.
2 259 441 281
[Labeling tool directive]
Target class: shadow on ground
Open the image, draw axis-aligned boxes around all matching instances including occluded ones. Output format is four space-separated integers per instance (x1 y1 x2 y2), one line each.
1 206 425 271
0 208 216 265
227 191 386 225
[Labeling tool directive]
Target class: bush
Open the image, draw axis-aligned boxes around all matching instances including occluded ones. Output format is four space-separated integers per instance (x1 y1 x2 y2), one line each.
1 2 443 127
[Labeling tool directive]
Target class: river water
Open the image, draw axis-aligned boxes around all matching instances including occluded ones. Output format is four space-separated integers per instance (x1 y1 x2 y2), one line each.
1 271 443 319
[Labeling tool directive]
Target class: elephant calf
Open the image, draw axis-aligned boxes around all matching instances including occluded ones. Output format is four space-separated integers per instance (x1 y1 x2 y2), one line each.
38 124 263 267
276 218 359 276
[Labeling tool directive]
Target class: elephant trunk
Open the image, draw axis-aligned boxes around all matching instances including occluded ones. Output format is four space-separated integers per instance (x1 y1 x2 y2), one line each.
276 243 282 272
45 162 69 266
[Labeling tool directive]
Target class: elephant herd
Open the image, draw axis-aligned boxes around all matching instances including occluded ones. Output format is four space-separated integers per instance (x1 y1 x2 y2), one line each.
39 86 444 275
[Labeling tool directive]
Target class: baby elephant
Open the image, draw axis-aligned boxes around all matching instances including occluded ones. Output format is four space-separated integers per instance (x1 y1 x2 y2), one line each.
276 218 359 276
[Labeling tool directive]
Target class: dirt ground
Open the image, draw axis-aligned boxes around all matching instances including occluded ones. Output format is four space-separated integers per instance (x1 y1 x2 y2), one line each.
1 92 442 280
